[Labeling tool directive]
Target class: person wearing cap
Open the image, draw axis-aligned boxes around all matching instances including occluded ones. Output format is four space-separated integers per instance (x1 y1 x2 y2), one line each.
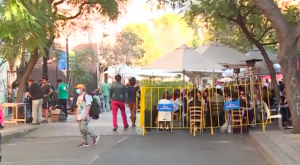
110 74 129 131
75 84 99 147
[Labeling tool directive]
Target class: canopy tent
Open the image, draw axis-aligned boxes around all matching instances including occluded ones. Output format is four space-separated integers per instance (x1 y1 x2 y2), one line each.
195 42 246 65
104 63 140 78
144 44 225 71
221 64 281 77
137 69 189 79
244 46 278 63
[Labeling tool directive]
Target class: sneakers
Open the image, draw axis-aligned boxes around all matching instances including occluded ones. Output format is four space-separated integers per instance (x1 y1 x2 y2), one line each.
93 136 99 145
77 142 89 147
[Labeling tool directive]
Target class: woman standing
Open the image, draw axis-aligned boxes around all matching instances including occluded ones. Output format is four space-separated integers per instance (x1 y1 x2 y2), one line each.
127 77 140 127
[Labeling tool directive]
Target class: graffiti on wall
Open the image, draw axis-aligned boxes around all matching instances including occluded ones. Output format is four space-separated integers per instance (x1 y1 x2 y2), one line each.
0 62 8 104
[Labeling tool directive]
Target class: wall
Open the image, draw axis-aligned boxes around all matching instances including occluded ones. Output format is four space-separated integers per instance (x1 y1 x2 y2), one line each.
0 62 8 103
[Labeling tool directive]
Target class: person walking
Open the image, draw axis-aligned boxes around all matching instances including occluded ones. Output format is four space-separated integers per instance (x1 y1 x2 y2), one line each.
110 75 129 131
75 84 99 147
26 79 43 125
127 77 140 127
56 79 69 118
41 78 52 123
101 79 110 112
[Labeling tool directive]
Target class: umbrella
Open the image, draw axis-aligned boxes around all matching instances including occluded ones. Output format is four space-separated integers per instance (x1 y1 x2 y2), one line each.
244 46 278 63
218 77 233 82
195 42 246 65
104 63 139 77
144 44 225 71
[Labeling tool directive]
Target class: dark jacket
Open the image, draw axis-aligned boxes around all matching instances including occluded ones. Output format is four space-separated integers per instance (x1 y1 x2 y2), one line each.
29 83 43 100
127 86 140 103
110 82 127 102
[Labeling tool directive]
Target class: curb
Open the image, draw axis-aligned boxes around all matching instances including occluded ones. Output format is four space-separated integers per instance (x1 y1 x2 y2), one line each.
249 132 280 165
1 126 38 144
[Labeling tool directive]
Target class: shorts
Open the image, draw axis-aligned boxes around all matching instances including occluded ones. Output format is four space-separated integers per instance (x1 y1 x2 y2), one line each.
42 101 49 108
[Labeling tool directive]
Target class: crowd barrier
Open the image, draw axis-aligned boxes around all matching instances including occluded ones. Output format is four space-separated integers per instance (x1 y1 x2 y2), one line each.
138 83 275 136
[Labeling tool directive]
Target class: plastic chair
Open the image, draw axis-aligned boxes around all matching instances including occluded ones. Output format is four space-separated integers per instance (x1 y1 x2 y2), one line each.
263 102 282 129
189 106 204 136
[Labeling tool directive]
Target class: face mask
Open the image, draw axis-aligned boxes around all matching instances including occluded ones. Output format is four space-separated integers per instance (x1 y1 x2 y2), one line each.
76 89 81 94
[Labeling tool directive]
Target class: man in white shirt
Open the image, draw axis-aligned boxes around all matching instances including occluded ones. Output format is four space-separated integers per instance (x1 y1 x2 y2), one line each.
75 84 99 147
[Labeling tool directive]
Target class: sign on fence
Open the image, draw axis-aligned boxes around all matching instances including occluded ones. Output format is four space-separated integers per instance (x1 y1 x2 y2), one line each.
157 103 174 112
224 101 240 110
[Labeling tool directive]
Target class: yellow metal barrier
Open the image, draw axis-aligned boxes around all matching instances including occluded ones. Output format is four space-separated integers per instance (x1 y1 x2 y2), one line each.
138 83 274 136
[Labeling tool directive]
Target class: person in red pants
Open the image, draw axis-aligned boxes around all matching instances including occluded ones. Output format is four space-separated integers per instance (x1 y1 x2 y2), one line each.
110 74 129 131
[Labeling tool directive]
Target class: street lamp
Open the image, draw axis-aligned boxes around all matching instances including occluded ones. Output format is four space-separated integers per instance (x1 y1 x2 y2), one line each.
245 58 262 107
233 68 240 84
245 59 262 80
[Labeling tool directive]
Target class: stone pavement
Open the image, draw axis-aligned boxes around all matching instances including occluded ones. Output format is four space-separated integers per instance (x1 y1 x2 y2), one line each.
1 124 38 143
250 130 300 165
2 132 267 165
23 110 140 138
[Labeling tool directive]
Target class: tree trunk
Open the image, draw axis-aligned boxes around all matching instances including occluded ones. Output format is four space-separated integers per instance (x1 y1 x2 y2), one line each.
15 49 40 103
279 41 300 133
42 47 50 79
257 46 281 106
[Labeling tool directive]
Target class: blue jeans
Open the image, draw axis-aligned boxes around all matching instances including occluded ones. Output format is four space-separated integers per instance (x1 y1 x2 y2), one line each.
103 95 110 111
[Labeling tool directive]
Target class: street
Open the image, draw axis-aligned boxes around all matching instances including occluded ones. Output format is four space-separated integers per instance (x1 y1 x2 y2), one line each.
2 132 268 165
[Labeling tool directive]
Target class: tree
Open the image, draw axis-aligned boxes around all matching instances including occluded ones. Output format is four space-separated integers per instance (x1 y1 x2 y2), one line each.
155 0 300 133
152 13 196 54
252 0 300 133
103 29 145 66
70 49 96 84
123 23 161 66
0 1 51 68
0 1 56 102
1 0 126 103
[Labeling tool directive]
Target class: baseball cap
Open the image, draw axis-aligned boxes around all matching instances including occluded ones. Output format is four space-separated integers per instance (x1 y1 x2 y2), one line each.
75 84 85 89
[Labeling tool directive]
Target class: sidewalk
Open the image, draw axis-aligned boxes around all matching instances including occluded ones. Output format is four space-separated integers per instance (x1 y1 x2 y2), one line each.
1 124 38 143
250 130 300 165
22 110 140 138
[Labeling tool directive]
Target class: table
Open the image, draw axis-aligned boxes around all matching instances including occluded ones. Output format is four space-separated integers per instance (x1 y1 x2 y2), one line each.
1 103 27 125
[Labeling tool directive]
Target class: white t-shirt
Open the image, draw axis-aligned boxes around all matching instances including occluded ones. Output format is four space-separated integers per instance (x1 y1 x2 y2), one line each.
76 93 92 120
12 88 18 98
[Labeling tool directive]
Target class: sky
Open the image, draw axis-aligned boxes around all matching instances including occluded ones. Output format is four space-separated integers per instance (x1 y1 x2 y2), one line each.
115 0 178 29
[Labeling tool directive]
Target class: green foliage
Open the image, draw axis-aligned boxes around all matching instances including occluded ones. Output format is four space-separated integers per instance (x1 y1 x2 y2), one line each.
123 23 161 66
0 0 54 66
104 29 145 66
70 49 97 84
178 0 300 52
140 79 192 110
153 13 196 54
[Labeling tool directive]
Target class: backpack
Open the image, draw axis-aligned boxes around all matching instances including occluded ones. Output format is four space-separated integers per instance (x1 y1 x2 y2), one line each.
83 94 100 120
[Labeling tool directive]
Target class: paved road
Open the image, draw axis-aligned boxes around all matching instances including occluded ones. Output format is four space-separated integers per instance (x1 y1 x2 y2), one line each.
2 132 268 165
21 111 140 138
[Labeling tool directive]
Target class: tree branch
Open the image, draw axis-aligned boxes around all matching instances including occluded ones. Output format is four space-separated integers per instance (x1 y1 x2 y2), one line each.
0 59 7 68
236 13 260 46
243 5 256 18
57 2 88 20
261 42 278 45
52 0 65 15
252 0 291 41
218 13 237 22
258 27 273 41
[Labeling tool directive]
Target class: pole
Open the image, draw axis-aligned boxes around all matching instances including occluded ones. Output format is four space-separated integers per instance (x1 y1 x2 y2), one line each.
66 36 69 84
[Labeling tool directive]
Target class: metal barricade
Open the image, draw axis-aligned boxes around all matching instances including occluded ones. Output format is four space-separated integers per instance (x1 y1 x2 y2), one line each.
138 83 274 136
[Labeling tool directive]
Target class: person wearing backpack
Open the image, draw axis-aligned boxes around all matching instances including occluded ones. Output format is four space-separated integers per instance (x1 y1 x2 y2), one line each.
75 84 99 147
